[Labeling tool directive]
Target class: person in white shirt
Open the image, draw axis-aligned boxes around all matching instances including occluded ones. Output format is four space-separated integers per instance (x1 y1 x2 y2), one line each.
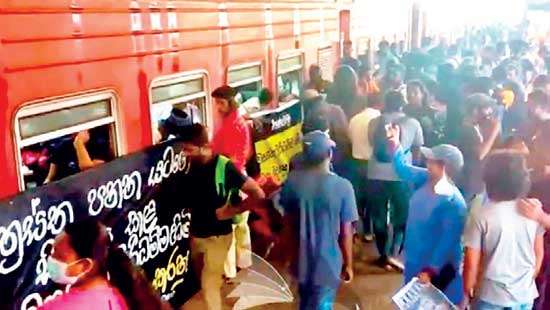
348 93 383 242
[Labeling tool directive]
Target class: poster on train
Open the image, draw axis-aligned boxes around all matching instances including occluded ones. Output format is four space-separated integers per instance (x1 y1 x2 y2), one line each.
0 140 199 310
250 101 303 182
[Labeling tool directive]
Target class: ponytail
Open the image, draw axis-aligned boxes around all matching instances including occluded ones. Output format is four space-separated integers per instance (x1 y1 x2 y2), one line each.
65 218 169 310
106 246 168 310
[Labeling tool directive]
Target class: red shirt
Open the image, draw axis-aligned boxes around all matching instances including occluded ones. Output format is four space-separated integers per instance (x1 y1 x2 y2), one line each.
212 110 251 172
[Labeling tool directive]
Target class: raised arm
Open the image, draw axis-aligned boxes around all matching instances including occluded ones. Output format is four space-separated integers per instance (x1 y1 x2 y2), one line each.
392 146 428 186
387 124 428 186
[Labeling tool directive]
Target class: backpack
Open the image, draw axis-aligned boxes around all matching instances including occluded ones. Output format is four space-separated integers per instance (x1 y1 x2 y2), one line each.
215 155 243 224
371 114 407 162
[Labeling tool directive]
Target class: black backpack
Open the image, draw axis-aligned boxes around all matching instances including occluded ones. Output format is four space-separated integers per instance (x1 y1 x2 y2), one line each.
372 114 407 162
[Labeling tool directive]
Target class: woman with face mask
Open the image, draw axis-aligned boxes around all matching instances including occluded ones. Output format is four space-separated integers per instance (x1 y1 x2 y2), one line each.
39 218 167 310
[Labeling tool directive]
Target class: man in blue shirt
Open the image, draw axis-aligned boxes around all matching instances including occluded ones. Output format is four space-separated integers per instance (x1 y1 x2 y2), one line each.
280 131 358 310
387 125 467 305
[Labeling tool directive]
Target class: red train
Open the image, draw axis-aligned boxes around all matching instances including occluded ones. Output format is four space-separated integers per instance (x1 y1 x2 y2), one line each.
0 0 418 199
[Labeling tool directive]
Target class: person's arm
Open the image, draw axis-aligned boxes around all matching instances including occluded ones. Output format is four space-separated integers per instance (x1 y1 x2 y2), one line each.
339 221 354 283
74 131 105 171
393 146 428 186
518 198 550 229
535 233 544 277
43 163 57 184
339 181 359 283
463 247 482 302
387 124 428 185
478 118 500 160
216 177 265 220
462 211 484 301
332 105 352 152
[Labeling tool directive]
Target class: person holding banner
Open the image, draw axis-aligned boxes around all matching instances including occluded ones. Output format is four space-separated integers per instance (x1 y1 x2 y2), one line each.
39 218 167 310
181 123 265 310
210 85 254 281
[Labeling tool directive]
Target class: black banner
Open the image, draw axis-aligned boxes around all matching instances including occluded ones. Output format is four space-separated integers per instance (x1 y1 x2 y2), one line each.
0 140 198 310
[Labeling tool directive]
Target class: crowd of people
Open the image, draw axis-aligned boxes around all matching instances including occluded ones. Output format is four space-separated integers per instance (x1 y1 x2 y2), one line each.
292 28 550 310
38 27 550 310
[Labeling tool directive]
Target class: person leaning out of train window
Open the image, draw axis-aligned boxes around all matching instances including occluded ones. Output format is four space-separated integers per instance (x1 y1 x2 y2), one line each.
39 217 169 310
43 127 113 184
155 106 200 144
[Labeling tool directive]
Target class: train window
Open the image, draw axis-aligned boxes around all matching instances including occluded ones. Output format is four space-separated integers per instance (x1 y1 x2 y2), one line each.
150 72 210 144
227 63 263 113
15 92 119 190
277 53 304 104
318 46 334 82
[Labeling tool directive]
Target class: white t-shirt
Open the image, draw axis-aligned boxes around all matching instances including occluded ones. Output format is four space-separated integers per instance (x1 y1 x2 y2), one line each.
463 200 545 306
348 108 381 160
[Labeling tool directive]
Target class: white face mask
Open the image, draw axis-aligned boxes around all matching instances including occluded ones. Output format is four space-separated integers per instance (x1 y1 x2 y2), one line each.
47 256 85 285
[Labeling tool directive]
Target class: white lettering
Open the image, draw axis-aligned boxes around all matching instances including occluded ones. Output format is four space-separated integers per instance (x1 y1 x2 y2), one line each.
148 146 190 187
87 170 142 216
0 199 74 275
120 200 190 265
270 113 291 131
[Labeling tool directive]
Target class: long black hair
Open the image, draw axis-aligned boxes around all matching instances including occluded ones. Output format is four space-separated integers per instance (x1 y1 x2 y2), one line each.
64 218 168 310
406 80 430 108
326 65 358 118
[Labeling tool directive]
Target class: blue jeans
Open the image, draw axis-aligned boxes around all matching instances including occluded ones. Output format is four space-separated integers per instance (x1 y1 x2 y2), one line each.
299 284 337 310
474 299 533 310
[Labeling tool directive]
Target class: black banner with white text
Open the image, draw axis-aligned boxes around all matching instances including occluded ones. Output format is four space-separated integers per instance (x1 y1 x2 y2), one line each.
0 140 198 310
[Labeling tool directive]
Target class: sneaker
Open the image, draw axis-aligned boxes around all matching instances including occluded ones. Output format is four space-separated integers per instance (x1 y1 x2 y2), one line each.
374 256 394 272
362 234 374 243
387 257 404 273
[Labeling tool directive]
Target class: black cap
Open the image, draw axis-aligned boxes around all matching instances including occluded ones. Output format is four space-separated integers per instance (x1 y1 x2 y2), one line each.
211 85 237 101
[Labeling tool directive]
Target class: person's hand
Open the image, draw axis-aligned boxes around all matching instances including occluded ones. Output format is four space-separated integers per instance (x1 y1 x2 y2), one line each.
385 123 401 148
487 117 501 134
74 130 90 145
458 295 471 310
518 198 544 223
418 271 432 284
341 264 354 284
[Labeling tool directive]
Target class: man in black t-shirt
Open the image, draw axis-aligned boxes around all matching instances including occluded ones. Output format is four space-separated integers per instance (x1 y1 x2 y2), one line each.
180 124 265 310
456 94 500 205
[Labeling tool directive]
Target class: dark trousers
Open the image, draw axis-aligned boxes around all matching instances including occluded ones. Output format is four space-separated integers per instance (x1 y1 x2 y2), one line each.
367 179 410 258
350 159 372 235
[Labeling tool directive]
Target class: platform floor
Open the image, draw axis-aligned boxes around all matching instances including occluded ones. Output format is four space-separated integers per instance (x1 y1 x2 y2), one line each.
181 240 403 310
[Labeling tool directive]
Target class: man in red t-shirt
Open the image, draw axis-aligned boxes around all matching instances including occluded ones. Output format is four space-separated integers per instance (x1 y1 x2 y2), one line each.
211 85 253 279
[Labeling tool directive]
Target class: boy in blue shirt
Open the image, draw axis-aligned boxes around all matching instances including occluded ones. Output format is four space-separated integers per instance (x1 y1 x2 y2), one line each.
280 131 358 310
387 125 467 305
